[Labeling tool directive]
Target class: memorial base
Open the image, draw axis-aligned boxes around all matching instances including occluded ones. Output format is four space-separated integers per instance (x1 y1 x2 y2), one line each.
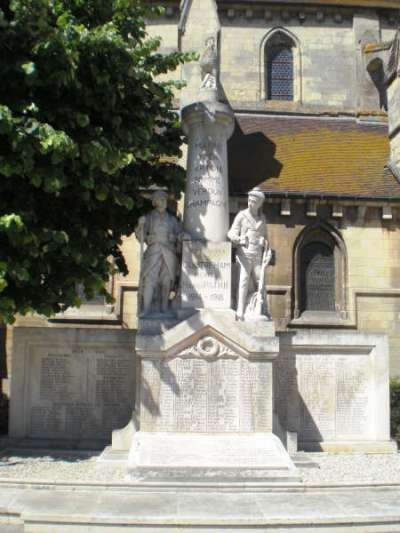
127 432 300 485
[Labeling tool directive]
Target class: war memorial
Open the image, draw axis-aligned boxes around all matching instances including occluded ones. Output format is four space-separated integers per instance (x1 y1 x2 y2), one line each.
2 0 400 530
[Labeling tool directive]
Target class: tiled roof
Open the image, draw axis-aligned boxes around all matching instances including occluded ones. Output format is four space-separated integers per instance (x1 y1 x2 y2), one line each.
228 114 400 199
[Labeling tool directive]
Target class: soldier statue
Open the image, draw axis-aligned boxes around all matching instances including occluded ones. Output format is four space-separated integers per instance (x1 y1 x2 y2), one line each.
228 187 272 320
135 190 182 317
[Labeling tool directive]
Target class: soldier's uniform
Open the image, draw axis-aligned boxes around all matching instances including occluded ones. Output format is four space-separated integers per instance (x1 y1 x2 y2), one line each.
136 209 181 315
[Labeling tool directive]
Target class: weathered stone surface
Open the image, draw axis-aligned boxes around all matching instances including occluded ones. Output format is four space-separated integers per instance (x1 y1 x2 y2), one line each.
140 356 272 433
4 484 400 532
181 101 234 242
181 241 231 309
128 432 299 481
10 328 135 442
123 307 294 483
276 330 395 452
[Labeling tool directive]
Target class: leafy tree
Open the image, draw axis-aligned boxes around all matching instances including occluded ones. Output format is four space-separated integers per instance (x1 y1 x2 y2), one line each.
0 0 190 323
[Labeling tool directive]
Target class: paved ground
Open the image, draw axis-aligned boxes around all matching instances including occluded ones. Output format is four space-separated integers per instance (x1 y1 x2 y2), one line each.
1 449 400 531
1 449 400 485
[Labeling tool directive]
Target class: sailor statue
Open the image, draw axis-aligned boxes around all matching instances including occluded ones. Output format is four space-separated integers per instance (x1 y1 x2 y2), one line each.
228 187 272 320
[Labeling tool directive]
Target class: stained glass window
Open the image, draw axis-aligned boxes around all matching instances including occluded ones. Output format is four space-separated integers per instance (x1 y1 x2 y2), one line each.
266 43 294 101
300 242 335 312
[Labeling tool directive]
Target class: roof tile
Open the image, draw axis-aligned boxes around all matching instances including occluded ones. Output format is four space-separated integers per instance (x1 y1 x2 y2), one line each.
228 114 400 198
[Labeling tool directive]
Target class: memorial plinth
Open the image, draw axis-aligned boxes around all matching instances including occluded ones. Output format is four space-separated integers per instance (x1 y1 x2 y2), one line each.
117 49 300 485
126 310 299 484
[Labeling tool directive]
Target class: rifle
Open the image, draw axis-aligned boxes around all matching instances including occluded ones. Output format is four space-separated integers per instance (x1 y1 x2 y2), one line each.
254 247 272 317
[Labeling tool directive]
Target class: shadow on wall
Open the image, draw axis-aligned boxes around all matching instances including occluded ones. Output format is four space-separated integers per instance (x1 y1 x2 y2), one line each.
275 331 324 450
227 119 283 193
367 57 388 111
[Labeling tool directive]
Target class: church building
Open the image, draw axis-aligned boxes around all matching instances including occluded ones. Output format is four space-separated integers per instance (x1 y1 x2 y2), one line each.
143 0 400 374
3 0 400 453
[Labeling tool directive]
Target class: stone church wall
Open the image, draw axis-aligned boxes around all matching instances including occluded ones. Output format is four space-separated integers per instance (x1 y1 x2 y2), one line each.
259 200 400 376
146 4 397 113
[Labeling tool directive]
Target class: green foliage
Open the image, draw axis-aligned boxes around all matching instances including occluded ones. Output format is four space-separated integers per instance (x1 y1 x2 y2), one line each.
390 378 400 445
0 0 191 322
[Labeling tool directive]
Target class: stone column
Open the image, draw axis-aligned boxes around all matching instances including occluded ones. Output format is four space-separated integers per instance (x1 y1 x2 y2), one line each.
179 101 235 310
181 101 234 242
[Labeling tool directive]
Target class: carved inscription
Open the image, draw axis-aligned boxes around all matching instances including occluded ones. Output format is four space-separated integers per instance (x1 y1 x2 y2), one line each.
29 344 134 439
40 355 74 402
297 356 336 440
181 241 231 308
187 141 226 212
296 354 370 441
336 358 369 437
140 357 272 432
274 350 298 431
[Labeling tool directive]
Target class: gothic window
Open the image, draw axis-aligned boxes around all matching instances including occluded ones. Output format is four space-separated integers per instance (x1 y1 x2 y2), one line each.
293 223 347 320
265 33 295 101
300 242 335 312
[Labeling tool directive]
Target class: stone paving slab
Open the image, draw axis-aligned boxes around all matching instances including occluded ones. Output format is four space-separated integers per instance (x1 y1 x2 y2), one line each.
0 526 23 533
0 486 399 532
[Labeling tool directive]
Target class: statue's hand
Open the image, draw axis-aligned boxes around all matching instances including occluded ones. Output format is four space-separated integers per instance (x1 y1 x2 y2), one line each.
263 248 272 265
138 216 146 227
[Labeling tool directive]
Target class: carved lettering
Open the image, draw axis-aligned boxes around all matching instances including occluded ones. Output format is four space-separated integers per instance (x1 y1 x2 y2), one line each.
29 344 134 439
181 242 231 309
296 354 370 441
140 357 272 433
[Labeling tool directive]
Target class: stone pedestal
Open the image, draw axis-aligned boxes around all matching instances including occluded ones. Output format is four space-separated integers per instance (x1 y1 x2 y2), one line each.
124 310 299 485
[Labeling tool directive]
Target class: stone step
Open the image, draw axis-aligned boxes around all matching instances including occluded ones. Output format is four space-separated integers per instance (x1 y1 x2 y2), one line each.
1 485 400 533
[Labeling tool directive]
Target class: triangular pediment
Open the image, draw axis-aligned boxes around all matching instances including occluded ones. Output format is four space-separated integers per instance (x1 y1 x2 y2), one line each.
167 325 246 359
136 309 277 359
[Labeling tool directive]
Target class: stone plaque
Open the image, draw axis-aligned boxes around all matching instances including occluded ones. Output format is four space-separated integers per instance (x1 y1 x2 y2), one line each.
10 328 135 441
276 331 392 451
297 353 371 441
180 241 231 309
140 355 272 433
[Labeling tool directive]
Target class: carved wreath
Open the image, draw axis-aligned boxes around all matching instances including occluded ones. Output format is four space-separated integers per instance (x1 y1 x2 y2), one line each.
179 336 237 360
